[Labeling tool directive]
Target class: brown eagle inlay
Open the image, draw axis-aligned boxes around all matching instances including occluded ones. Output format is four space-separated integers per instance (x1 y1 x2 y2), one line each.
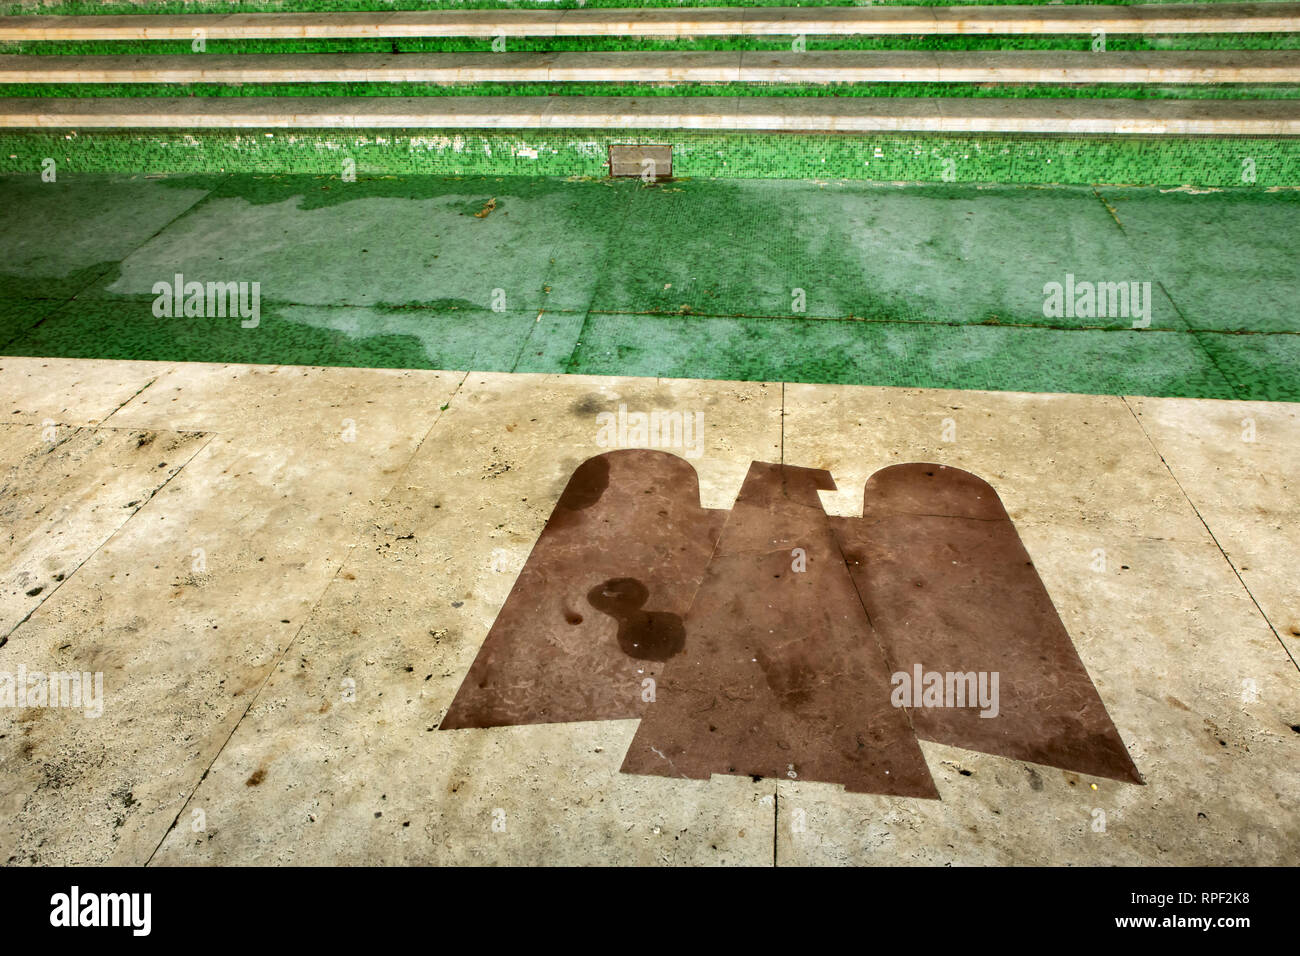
441 450 1141 796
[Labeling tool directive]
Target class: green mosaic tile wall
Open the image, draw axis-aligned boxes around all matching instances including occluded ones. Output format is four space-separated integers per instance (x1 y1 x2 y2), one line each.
2 128 1297 186
4 1 1297 187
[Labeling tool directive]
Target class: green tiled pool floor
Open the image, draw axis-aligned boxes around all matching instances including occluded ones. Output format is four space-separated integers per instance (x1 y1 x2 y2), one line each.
1 172 1296 401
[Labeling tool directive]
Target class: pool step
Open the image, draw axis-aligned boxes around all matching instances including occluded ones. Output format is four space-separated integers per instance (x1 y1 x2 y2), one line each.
3 94 1297 134
0 3 1296 42
4 50 1298 85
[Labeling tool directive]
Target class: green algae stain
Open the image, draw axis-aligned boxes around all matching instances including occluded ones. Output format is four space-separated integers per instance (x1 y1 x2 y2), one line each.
0 172 1293 402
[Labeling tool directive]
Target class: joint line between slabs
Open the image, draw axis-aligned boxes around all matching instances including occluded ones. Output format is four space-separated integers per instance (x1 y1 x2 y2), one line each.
0 420 216 649
16 174 232 343
772 783 778 868
779 381 785 465
144 541 339 867
143 368 471 865
98 372 163 426
1119 394 1300 675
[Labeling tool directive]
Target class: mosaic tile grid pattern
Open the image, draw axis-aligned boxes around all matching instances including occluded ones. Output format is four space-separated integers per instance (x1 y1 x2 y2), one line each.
3 128 1299 186
5 3 1298 186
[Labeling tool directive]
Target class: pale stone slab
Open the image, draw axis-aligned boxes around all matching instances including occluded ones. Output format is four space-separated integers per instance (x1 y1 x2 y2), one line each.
0 363 460 864
780 383 1207 541
150 371 782 864
8 51 1291 86
0 356 172 427
103 361 457 439
938 2 1300 35
1 6 1294 41
0 422 209 639
1127 396 1300 664
928 96 1300 136
775 529 1300 865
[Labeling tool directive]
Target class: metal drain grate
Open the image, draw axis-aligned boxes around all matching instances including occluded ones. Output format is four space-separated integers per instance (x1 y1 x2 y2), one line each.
608 144 672 180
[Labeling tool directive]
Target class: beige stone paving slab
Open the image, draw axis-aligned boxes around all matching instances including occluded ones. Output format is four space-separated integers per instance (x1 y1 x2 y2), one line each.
151 371 782 864
0 356 173 427
738 50 942 84
1127 396 1300 665
545 51 742 84
385 10 561 39
775 527 1300 865
0 363 461 864
218 11 401 39
928 96 1300 136
0 422 209 640
104 361 452 438
942 2 1300 35
775 382 1299 864
781 383 1207 542
560 7 750 38
930 49 1300 84
5 362 1295 866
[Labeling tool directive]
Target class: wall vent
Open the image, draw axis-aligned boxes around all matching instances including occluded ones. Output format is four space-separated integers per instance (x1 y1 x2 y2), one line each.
609 144 672 180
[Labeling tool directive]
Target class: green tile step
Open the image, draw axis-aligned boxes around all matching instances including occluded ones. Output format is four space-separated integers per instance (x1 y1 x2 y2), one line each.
3 5 1297 42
